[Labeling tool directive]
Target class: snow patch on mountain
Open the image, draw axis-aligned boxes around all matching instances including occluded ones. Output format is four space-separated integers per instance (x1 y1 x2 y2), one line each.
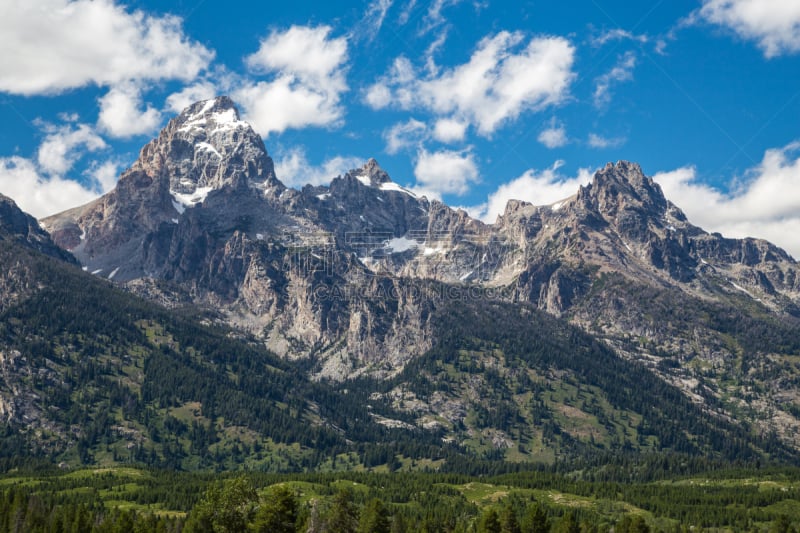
196 142 221 158
380 182 417 197
171 186 214 212
386 236 419 253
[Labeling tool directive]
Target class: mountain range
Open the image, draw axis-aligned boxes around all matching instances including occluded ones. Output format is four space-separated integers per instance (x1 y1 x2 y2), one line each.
1 96 799 469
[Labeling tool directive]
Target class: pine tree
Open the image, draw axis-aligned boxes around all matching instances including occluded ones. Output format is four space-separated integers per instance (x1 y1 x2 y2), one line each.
185 475 257 533
552 512 579 533
478 508 502 533
251 485 298 533
500 501 522 533
358 498 391 533
325 489 359 533
521 503 549 533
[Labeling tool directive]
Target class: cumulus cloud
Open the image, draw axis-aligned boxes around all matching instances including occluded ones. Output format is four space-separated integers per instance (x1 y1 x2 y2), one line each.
698 0 800 57
588 133 626 149
364 57 417 110
235 25 349 137
367 31 575 136
432 118 467 143
477 161 593 222
426 32 574 134
382 116 466 154
0 157 102 218
594 51 637 108
274 147 363 188
87 160 121 193
97 83 162 138
364 84 393 109
384 119 428 154
413 148 479 195
235 80 343 137
537 119 568 148
653 142 800 257
0 118 119 218
37 124 107 176
0 0 212 95
245 25 348 86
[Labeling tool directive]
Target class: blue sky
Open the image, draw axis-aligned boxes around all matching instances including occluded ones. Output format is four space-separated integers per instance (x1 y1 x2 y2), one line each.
2 0 800 255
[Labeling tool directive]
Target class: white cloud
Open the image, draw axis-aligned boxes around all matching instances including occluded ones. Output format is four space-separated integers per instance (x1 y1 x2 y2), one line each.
364 84 393 109
594 51 637 108
425 32 575 134
424 29 450 75
58 112 80 123
398 0 418 25
364 57 417 110
245 25 348 87
591 29 648 47
432 118 467 143
420 0 463 34
413 148 479 195
97 83 162 138
384 119 428 154
478 161 593 222
236 25 349 136
393 57 417 83
653 142 800 257
88 160 120 193
0 118 120 217
274 147 363 188
537 119 568 148
36 124 106 176
370 32 575 136
165 81 220 114
235 80 343 137
426 0 456 25
0 157 102 218
0 0 212 95
359 0 393 42
588 133 626 149
698 0 800 57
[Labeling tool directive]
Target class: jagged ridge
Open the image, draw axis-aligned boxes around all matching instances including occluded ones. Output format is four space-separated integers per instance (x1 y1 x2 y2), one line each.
28 97 800 456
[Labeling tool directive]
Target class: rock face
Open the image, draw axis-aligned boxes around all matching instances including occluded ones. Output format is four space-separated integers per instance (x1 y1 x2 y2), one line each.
0 194 78 315
0 194 76 264
490 161 800 308
43 97 281 282
41 97 451 379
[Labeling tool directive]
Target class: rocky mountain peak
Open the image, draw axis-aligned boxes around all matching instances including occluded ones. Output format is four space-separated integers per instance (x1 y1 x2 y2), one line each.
344 158 394 187
182 95 237 118
502 199 534 217
579 160 668 217
361 158 391 185
134 96 280 201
